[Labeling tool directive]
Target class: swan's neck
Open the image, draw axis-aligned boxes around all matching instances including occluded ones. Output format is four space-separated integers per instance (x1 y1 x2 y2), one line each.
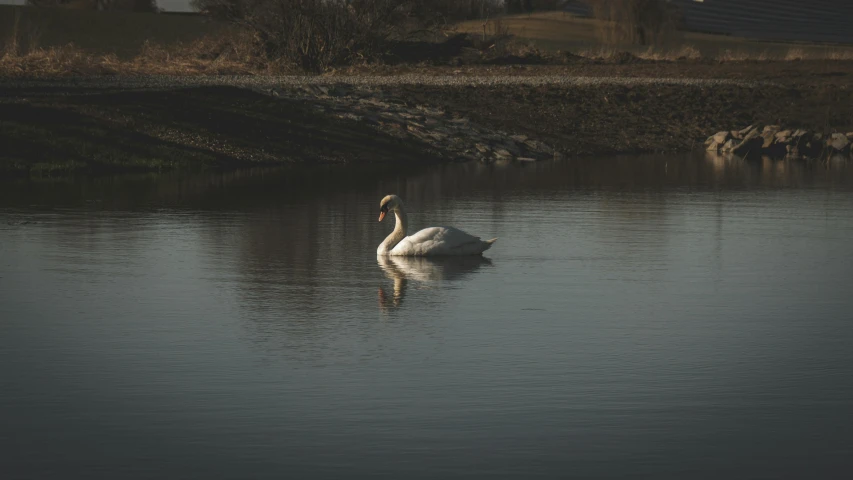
378 207 408 254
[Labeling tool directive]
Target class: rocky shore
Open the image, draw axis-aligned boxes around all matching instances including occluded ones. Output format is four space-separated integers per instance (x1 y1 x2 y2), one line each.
706 125 853 161
270 84 560 164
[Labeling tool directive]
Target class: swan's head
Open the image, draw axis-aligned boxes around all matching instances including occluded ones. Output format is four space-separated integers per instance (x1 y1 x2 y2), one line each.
378 195 402 222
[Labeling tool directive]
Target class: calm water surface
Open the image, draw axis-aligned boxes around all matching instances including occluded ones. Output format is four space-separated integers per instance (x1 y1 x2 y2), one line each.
2 154 852 479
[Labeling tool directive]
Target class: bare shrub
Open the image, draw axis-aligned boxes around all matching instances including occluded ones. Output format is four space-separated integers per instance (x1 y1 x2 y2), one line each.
783 48 807 61
715 49 770 62
636 44 701 61
784 48 853 61
824 50 853 61
192 0 468 72
585 0 681 46
478 17 511 42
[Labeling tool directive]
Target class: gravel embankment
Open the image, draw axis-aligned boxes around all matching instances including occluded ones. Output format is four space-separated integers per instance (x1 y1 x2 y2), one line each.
0 74 764 93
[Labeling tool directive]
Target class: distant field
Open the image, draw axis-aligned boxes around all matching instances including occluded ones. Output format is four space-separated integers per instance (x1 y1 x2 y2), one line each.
3 6 853 64
454 12 853 59
0 6 222 58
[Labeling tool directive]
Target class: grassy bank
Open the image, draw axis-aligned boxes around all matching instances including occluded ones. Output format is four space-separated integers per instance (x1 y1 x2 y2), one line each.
3 61 852 178
0 86 437 176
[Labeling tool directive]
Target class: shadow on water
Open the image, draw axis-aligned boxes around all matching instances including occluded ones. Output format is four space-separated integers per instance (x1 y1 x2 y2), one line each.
377 255 493 313
2 152 852 211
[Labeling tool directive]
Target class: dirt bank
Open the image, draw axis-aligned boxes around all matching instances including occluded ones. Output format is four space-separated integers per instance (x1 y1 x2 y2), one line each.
1 62 851 177
0 86 440 176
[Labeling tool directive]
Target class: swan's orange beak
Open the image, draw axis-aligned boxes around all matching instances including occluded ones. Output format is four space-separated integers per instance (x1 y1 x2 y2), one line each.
378 211 386 222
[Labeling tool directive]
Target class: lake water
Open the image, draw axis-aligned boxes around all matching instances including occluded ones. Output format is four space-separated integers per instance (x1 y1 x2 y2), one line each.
2 154 853 479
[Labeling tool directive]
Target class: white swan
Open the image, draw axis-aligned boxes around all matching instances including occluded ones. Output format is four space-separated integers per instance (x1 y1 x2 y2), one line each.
376 195 497 256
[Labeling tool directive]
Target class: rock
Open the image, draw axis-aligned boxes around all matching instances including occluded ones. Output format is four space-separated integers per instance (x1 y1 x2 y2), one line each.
328 86 350 97
775 129 792 141
828 133 850 152
524 139 553 155
713 131 730 144
379 120 404 130
790 129 810 148
799 140 822 158
704 135 716 147
516 157 537 162
765 138 789 157
502 141 522 155
722 138 737 152
706 140 721 152
738 125 756 136
475 143 491 154
761 131 776 149
732 128 762 156
494 148 513 158
511 134 529 143
763 125 781 134
731 130 743 140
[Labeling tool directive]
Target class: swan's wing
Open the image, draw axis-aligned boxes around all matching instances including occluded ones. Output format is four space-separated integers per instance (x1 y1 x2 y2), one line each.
391 227 491 256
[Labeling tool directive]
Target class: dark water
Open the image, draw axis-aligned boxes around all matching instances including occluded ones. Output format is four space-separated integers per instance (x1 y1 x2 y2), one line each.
2 154 853 479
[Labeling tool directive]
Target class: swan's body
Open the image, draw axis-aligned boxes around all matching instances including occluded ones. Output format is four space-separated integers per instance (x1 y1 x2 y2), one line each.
377 195 496 256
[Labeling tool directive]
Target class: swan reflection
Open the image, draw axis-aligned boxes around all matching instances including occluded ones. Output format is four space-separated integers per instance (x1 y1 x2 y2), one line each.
377 255 492 312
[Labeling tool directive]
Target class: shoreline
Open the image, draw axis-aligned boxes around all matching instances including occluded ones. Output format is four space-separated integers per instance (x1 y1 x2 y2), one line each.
2 64 851 177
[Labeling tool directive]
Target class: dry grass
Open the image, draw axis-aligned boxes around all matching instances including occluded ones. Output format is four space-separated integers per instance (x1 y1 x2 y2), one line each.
4 7 853 77
576 44 702 61
576 45 853 63
0 29 292 77
716 47 853 62
6 37 853 77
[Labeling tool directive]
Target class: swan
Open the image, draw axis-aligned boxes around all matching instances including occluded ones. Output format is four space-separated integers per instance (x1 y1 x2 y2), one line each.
376 195 497 256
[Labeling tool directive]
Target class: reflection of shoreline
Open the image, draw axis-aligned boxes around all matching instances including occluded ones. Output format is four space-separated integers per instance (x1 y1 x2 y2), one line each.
377 255 492 313
4 152 850 211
